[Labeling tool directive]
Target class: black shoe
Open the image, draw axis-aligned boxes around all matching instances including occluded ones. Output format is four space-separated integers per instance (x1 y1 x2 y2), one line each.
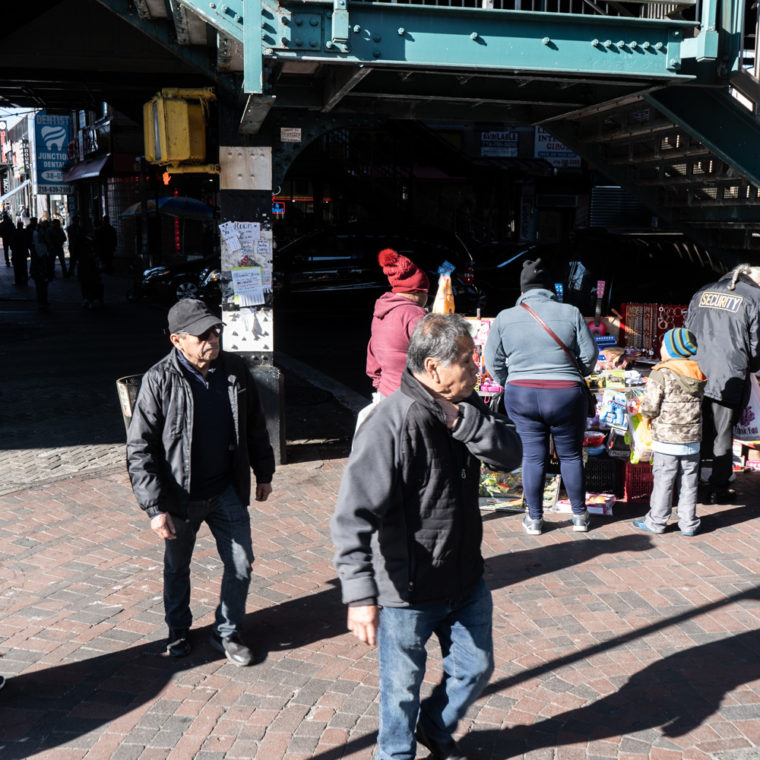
210 632 253 667
709 487 736 504
166 629 191 658
415 722 469 760
0 675 5 690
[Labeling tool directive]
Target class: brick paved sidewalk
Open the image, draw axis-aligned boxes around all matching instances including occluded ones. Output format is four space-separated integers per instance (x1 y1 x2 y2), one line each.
1 456 760 759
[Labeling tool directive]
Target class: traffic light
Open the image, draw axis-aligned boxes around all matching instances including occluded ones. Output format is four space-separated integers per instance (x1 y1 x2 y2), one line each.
143 88 217 171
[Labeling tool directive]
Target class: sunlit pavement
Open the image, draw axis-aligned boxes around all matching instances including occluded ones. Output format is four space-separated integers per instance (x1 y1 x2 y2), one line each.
2 261 760 759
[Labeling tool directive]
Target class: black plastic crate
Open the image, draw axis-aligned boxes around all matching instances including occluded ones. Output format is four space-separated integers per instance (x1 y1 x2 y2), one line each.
585 455 622 496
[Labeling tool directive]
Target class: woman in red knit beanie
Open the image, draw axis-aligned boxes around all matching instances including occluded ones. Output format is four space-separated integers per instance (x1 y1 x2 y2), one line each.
356 249 429 429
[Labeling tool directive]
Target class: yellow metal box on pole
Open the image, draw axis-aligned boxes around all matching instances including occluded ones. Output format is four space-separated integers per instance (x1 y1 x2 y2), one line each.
142 88 216 170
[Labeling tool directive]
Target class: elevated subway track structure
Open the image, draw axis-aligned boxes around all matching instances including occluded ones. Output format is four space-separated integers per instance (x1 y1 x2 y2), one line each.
5 0 760 259
104 0 760 261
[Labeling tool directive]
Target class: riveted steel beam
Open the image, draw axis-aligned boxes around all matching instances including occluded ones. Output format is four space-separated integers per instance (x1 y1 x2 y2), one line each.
95 0 239 98
262 6 695 87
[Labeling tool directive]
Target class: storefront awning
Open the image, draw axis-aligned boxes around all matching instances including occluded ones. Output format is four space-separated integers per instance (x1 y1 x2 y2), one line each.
0 179 30 204
63 154 110 182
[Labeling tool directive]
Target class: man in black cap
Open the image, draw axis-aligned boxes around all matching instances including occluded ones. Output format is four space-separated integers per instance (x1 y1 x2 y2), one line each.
127 299 274 665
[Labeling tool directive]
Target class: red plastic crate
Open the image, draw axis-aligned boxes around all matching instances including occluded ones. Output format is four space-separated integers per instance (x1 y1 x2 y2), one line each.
623 461 654 503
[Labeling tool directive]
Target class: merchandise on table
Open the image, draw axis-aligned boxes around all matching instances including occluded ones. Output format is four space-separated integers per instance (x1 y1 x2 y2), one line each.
554 493 615 515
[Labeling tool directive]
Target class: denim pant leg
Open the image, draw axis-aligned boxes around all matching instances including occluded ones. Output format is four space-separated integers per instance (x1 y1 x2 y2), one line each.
163 512 202 632
676 452 701 534
419 580 494 741
646 452 678 532
504 385 549 520
205 486 253 638
544 386 587 515
377 605 435 760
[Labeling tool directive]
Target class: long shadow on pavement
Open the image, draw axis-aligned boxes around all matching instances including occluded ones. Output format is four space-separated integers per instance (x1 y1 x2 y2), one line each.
465 626 760 759
2 531 755 757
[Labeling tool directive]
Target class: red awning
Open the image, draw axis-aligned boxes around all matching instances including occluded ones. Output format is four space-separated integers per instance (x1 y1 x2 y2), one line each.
63 154 110 182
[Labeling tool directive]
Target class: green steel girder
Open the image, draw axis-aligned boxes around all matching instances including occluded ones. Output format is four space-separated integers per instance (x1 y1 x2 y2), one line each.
644 87 760 189
257 6 695 93
94 0 240 98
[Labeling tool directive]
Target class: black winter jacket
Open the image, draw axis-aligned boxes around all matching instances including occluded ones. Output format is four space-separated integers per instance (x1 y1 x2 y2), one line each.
686 273 760 407
331 370 521 608
126 349 274 518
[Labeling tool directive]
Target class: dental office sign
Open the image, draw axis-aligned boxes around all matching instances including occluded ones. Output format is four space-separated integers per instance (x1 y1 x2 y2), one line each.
33 111 72 195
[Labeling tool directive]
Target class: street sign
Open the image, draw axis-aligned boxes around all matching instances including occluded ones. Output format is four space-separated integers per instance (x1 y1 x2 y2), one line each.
33 112 72 195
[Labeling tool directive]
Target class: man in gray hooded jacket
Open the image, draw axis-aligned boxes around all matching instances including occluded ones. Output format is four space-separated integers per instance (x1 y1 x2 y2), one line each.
332 313 521 760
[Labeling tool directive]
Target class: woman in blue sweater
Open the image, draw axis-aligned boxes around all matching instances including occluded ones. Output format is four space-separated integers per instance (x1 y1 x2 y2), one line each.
485 259 598 535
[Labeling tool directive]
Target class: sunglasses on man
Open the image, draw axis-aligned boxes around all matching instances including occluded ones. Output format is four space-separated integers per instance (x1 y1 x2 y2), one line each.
186 325 222 341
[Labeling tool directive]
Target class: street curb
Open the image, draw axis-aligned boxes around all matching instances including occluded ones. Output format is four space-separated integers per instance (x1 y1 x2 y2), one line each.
275 351 369 414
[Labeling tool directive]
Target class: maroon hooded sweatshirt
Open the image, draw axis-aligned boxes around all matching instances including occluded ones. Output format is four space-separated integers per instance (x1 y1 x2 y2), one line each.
366 292 427 397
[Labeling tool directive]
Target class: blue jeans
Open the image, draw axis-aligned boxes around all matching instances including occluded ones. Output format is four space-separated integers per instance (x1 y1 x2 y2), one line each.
163 485 253 638
376 579 494 760
505 383 587 519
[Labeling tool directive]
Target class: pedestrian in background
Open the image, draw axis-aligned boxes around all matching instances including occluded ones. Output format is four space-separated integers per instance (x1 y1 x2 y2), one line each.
633 328 706 536
485 258 597 536
10 220 29 287
76 233 104 309
686 264 760 503
332 313 521 760
0 211 13 267
357 248 429 429
45 218 67 278
66 215 84 277
127 299 274 666
94 214 117 274
28 218 51 312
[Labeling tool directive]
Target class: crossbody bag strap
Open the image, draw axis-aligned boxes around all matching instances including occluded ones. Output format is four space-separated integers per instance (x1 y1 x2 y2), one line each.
520 301 585 376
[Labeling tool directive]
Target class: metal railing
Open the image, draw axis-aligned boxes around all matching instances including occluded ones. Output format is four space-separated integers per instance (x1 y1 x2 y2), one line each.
349 0 698 20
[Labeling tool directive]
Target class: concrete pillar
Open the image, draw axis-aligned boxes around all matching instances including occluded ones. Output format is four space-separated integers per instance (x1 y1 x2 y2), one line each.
217 100 285 464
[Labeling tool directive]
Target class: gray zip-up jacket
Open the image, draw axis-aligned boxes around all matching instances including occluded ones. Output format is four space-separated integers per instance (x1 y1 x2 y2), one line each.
484 288 598 385
126 349 274 518
331 370 521 608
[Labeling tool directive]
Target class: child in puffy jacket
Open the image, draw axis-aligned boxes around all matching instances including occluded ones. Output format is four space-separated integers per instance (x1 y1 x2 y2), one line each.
633 328 707 536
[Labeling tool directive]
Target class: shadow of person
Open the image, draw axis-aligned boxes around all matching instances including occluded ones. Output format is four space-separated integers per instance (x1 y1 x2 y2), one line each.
485 533 653 591
0 582 346 758
462 627 760 759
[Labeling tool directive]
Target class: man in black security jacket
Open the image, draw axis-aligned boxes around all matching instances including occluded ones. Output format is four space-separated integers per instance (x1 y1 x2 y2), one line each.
127 299 274 666
686 264 760 503
331 314 521 760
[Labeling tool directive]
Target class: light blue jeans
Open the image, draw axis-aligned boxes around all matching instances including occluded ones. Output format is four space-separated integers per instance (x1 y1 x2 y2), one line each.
376 578 494 760
163 485 253 638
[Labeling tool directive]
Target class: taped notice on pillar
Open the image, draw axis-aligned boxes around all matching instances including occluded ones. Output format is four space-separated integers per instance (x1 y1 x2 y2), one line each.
219 221 241 252
231 266 265 307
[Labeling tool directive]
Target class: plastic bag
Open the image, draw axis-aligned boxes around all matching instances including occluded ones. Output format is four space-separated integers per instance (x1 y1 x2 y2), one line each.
432 261 456 314
735 373 760 443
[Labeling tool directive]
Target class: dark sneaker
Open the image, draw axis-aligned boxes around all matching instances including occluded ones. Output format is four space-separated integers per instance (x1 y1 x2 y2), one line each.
166 629 191 658
210 632 253 667
709 488 736 504
415 722 469 760
571 510 590 532
0 675 6 690
522 515 543 535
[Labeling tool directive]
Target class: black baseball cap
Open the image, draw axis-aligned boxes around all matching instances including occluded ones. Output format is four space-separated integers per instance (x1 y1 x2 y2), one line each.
167 299 223 336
